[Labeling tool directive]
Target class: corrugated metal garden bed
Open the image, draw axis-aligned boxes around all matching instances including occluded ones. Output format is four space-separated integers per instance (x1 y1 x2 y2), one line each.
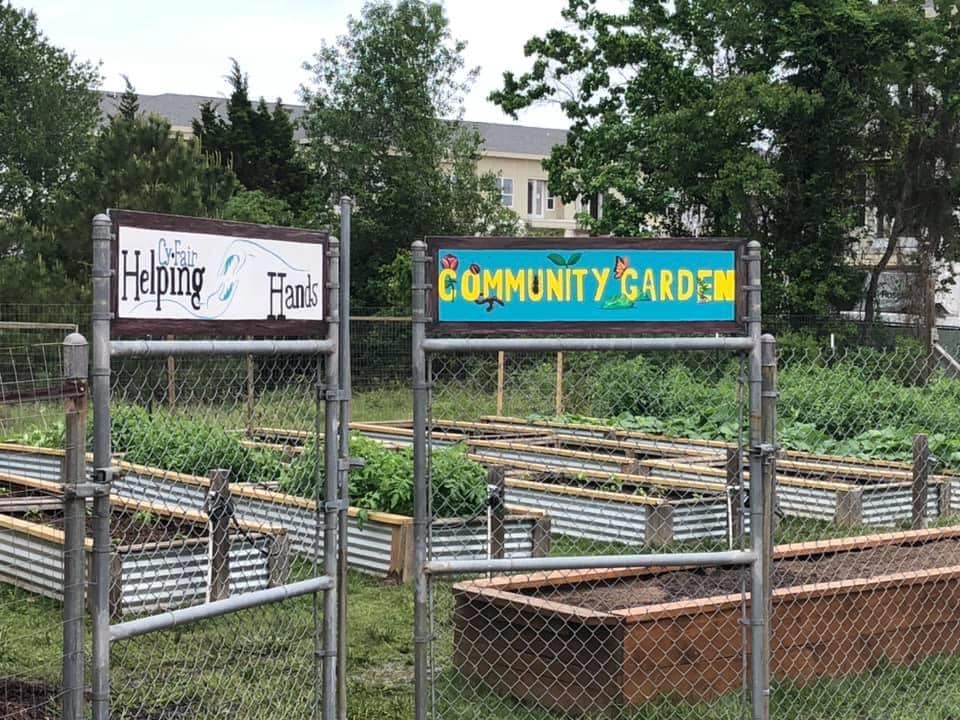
0 468 288 617
345 418 958 529
0 444 550 584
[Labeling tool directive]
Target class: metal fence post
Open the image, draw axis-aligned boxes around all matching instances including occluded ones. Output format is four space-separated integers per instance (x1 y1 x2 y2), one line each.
747 241 770 720
62 332 88 720
761 332 777 705
91 213 113 720
321 235 341 720
336 196 352 720
411 240 430 720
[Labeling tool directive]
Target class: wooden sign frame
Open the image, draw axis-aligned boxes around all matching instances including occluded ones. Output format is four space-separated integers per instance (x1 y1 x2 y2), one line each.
110 210 328 338
425 236 747 336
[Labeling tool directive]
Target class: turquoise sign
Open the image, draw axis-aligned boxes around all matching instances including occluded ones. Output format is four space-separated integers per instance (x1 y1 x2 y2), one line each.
433 245 739 325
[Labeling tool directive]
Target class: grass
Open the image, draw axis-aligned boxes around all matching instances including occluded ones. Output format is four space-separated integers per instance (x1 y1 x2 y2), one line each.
8 569 960 719
8 516 960 719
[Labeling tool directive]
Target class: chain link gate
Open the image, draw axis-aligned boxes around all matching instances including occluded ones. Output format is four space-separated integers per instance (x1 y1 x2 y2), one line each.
410 238 776 720
82 208 350 720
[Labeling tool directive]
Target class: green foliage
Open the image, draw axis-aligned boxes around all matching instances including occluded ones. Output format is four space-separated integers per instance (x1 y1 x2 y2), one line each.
193 60 310 220
0 3 100 224
223 189 295 226
281 434 486 519
301 0 519 308
111 405 281 483
489 0 958 317
575 341 960 466
11 421 64 448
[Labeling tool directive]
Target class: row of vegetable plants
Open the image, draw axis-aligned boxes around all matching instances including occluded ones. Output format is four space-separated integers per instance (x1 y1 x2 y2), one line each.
14 404 489 520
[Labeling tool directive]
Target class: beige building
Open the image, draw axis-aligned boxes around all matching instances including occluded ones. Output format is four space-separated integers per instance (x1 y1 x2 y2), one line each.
100 91 585 235
464 121 584 235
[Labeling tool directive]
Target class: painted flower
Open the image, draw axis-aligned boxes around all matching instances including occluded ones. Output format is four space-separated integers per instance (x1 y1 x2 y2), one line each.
442 254 459 271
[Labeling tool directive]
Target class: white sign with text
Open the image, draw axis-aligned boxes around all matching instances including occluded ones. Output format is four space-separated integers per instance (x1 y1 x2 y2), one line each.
116 225 325 321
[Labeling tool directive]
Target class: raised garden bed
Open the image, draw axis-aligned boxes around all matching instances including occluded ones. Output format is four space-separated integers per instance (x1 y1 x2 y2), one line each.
347 417 956 528
504 473 731 545
453 526 960 713
0 468 288 617
0 444 551 583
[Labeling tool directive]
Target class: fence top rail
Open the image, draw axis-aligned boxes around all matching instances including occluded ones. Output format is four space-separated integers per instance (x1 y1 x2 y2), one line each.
0 321 79 332
425 549 758 576
110 338 335 357
421 336 756 354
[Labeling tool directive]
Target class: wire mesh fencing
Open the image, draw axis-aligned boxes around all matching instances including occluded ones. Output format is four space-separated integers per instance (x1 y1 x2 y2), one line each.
422 348 757 720
7 320 960 719
399 337 960 720
103 350 329 720
0 342 75 720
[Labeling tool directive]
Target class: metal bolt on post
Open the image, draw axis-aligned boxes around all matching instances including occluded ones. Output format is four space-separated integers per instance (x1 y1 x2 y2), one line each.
62 333 88 720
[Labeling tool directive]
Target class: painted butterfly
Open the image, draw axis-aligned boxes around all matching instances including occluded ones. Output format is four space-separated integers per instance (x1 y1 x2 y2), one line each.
614 255 629 279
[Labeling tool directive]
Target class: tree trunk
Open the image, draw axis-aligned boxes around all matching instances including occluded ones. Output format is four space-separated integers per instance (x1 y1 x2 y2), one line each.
862 176 913 336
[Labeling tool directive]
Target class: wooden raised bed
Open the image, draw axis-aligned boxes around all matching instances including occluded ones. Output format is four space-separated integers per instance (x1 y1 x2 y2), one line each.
452 526 960 713
0 470 289 617
0 444 551 584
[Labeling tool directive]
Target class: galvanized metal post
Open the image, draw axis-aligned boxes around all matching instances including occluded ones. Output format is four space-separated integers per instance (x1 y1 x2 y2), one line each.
412 240 430 720
746 241 770 720
91 214 113 720
336 196 352 720
761 332 777 707
321 235 341 720
62 333 88 720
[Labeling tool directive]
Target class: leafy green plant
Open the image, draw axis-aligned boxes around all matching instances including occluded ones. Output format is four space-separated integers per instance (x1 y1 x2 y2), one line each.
111 405 281 483
280 434 486 520
11 422 65 448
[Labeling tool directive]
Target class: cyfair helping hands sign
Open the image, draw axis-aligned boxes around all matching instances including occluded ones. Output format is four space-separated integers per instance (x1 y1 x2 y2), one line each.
428 238 744 333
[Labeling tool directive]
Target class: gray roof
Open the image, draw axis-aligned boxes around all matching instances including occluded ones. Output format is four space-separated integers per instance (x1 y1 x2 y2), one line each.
465 121 567 156
99 91 567 156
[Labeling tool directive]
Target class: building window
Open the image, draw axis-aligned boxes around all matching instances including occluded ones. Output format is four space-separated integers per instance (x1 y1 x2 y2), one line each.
528 179 546 217
496 177 513 207
547 195 556 211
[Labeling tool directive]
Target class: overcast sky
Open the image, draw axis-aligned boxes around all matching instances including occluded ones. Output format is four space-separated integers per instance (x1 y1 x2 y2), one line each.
20 0 580 129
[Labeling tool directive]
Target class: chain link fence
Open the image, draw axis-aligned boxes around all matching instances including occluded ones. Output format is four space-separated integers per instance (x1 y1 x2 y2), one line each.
104 350 328 720
421 347 756 720
5 316 960 718
0 338 333 719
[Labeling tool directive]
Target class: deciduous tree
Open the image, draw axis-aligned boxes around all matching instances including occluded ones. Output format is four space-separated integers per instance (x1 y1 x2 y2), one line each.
301 0 517 309
492 0 957 318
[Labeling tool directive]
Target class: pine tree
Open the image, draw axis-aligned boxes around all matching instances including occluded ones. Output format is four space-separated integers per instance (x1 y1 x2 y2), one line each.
192 59 309 221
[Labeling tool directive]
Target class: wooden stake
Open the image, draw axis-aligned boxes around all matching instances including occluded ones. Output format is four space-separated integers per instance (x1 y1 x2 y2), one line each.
913 434 929 530
555 352 564 416
166 335 176 412
246 336 255 436
206 469 232 602
496 351 505 415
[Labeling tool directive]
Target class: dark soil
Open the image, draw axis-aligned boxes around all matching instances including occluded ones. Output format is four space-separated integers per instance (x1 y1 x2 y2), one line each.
526 538 960 612
0 679 59 720
1 480 207 546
